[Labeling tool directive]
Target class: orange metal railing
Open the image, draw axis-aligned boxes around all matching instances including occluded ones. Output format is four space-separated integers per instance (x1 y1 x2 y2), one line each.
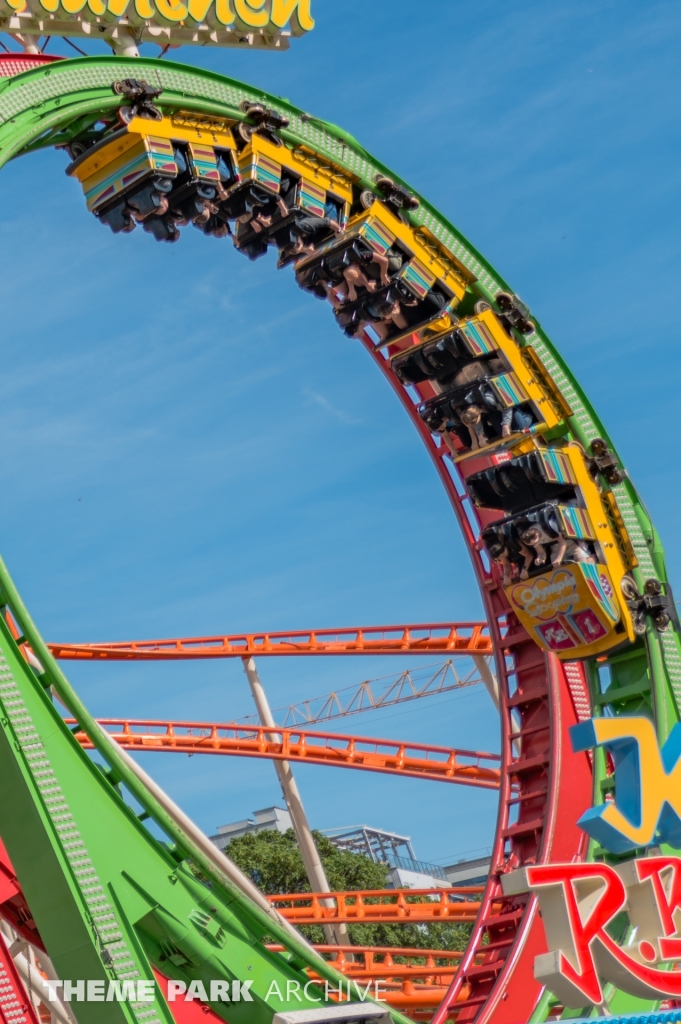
73 719 501 789
49 621 492 661
269 942 478 1016
269 944 467 981
266 888 484 924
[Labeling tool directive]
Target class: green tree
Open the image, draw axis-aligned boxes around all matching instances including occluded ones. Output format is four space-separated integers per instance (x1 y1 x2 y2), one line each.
226 828 473 952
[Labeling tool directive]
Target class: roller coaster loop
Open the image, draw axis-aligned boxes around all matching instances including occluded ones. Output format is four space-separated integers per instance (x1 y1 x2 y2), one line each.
0 51 678 1024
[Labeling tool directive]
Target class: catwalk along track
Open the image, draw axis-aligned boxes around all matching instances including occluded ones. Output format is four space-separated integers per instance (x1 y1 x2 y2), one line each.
0 52 678 1024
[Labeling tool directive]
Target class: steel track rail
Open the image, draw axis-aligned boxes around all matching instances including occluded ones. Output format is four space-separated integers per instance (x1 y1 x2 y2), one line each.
364 340 596 1024
70 719 501 789
48 622 492 660
268 889 483 925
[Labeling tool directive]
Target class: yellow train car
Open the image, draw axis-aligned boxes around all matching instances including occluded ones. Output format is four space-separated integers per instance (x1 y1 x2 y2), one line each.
468 441 638 658
390 308 570 459
225 132 354 261
67 113 239 239
294 199 468 341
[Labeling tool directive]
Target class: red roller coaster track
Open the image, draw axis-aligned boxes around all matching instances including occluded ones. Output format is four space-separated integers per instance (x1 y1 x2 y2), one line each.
72 719 501 789
363 341 595 1024
0 929 39 1024
48 622 492 660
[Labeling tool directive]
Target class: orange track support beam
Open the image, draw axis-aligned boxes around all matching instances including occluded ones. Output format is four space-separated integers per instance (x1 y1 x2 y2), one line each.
265 888 484 924
49 622 492 661
73 719 501 789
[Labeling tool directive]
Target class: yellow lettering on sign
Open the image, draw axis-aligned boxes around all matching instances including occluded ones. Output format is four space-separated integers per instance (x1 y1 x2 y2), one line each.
271 0 313 32
186 0 210 21
233 0 267 28
106 0 129 13
186 0 234 23
155 0 187 22
27 0 311 32
213 0 235 23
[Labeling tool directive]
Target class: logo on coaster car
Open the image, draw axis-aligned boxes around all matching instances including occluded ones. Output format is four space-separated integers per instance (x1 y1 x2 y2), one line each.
511 569 577 620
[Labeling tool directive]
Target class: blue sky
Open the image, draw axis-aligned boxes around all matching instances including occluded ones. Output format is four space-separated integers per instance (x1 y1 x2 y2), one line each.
1 0 680 869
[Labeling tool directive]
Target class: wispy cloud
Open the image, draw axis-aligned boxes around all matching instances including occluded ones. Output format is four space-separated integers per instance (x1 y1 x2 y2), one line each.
302 388 361 425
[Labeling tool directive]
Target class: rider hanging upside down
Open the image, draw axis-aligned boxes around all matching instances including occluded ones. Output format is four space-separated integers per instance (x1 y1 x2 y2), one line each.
519 521 595 573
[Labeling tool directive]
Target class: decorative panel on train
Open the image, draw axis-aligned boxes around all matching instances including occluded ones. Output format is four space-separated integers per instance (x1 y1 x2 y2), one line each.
470 441 636 657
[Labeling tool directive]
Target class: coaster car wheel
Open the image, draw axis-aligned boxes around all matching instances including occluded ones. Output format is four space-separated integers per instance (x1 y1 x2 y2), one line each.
240 99 265 115
621 574 640 601
239 100 290 137
495 292 515 313
374 174 420 212
359 189 377 210
67 141 90 160
633 613 648 635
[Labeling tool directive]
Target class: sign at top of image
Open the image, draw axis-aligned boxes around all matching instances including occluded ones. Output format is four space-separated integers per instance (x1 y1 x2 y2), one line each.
0 0 314 50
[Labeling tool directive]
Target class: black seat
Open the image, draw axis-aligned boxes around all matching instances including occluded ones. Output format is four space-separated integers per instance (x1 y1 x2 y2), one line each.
466 453 575 514
392 330 471 384
141 214 180 243
160 144 227 238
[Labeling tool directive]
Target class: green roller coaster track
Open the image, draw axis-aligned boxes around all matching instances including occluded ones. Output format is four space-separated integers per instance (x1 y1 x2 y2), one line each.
0 54 679 1024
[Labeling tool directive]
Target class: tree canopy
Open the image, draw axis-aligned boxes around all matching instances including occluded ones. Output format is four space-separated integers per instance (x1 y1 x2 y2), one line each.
226 828 472 951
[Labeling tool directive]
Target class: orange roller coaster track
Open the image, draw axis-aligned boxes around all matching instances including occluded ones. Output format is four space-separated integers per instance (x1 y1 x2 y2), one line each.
290 944 476 1017
72 718 501 789
48 621 492 660
279 945 467 981
267 888 484 925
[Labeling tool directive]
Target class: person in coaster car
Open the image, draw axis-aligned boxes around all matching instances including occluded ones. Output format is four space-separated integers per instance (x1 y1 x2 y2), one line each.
484 528 527 586
519 521 594 573
358 292 419 342
458 404 490 450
